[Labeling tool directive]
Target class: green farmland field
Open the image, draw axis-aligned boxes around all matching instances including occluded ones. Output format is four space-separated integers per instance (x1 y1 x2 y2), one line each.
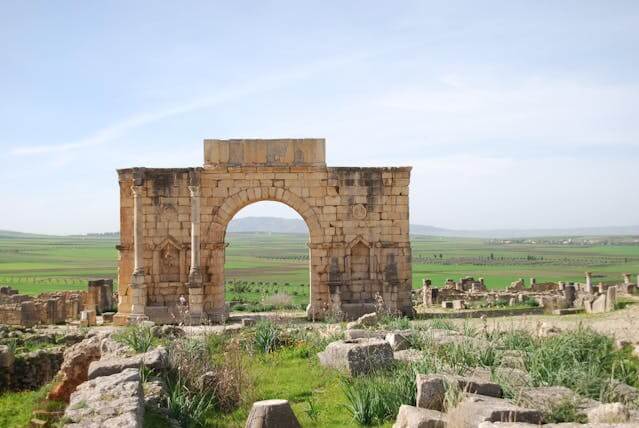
0 232 638 309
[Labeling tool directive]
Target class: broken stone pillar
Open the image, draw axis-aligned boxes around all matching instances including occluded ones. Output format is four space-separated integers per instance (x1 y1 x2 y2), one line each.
245 399 301 428
606 286 617 312
558 281 565 291
585 272 593 294
623 273 631 285
187 183 204 321
128 185 148 323
80 310 96 327
530 277 536 288
563 284 576 307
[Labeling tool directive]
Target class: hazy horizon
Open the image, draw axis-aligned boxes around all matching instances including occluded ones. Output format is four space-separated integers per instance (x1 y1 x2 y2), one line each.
2 1 638 234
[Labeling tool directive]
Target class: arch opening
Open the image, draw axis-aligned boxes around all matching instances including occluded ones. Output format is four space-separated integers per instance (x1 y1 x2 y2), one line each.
222 201 313 315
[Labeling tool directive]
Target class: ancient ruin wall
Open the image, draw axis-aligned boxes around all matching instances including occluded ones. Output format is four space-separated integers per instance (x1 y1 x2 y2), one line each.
115 139 413 323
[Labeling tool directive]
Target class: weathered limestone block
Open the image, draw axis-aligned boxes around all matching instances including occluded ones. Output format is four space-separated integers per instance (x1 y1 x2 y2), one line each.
345 329 386 340
394 349 425 364
587 402 629 423
518 386 600 416
392 404 446 428
346 312 379 329
64 368 144 428
87 347 167 380
386 332 411 351
446 394 543 427
317 338 393 376
245 399 301 428
416 375 446 411
48 336 102 402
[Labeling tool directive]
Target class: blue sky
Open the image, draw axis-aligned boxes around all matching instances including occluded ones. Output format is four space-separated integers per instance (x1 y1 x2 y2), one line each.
1 1 638 234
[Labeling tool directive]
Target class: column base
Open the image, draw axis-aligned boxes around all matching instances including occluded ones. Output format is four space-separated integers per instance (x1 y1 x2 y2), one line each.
127 313 150 325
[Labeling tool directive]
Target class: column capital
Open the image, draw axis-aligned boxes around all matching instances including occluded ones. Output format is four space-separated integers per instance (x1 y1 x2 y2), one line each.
131 185 145 197
188 185 201 197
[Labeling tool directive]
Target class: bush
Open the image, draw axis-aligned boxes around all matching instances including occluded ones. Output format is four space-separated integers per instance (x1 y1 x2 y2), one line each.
113 325 155 353
252 320 281 354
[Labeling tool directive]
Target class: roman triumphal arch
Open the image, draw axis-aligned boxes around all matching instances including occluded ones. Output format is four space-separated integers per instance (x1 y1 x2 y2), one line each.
114 139 413 324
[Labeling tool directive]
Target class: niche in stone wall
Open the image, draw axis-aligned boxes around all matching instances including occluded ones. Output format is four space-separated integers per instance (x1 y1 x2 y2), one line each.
347 237 372 302
153 237 184 283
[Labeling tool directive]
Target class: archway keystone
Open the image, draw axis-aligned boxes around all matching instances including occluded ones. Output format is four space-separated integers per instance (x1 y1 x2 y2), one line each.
114 139 413 325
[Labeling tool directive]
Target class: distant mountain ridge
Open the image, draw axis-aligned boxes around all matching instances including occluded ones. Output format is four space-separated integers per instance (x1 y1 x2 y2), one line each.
227 217 639 238
2 218 638 239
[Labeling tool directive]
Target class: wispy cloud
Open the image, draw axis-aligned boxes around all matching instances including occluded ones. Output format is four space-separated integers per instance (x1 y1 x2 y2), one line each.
11 52 374 156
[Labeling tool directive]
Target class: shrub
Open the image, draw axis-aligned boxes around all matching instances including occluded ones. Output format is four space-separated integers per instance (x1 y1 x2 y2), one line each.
252 320 281 354
164 372 216 427
427 319 456 330
113 325 155 353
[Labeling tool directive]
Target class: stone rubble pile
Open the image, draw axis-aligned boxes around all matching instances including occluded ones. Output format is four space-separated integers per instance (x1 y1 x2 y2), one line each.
317 312 639 428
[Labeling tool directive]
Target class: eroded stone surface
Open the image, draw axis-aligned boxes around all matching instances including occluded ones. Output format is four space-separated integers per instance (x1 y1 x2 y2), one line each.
87 346 166 380
392 404 446 428
317 338 393 376
245 399 301 428
447 394 543 427
64 368 143 428
48 336 102 402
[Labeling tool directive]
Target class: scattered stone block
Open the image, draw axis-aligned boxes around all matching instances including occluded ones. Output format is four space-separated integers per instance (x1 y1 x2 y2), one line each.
587 402 629 423
518 386 600 415
241 318 257 327
48 336 102 402
79 310 96 327
0 344 14 368
317 338 393 376
447 394 543 427
88 346 166 380
394 349 425 364
346 312 379 329
386 332 411 351
452 300 466 310
345 329 386 340
416 375 446 411
101 312 115 323
441 301 454 309
245 399 301 428
392 404 446 428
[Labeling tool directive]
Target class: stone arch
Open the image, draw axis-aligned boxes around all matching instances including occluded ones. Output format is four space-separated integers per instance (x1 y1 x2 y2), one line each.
211 187 323 243
206 187 326 320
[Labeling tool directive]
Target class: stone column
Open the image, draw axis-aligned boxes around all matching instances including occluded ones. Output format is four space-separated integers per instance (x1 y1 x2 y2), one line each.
623 273 631 285
187 185 204 321
129 185 148 322
585 272 593 293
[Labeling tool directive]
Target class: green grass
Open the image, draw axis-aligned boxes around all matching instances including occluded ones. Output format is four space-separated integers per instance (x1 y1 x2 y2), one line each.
0 232 637 306
0 383 64 428
207 346 391 427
